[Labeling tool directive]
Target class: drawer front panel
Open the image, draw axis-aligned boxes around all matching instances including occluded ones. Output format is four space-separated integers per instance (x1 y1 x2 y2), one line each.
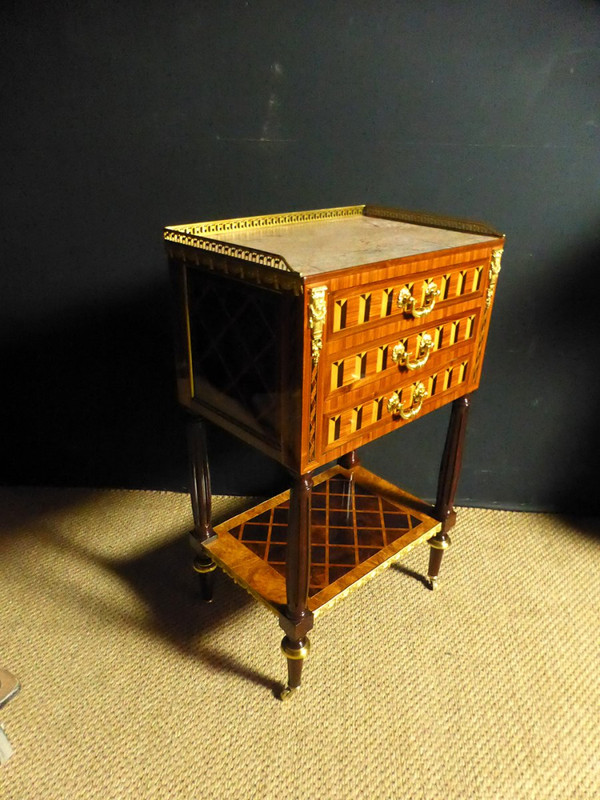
321 350 474 455
301 241 503 471
326 306 480 409
330 259 486 337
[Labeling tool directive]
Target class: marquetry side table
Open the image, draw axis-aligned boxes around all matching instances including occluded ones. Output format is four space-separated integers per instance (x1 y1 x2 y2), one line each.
165 204 504 699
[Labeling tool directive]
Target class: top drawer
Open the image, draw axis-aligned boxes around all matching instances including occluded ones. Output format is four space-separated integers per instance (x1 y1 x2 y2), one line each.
329 257 487 337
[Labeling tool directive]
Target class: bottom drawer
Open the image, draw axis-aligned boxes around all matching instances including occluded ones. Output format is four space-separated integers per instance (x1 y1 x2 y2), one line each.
320 351 475 457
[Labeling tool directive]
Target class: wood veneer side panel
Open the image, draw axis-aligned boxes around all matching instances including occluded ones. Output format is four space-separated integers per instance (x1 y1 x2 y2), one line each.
185 397 284 464
176 259 306 469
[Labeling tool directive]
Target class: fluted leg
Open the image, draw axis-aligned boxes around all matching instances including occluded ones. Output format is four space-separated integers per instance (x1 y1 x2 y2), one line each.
279 471 314 700
187 416 216 601
428 395 471 589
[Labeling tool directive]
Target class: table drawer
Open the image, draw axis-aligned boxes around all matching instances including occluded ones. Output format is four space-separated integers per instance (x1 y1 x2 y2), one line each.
324 303 481 408
329 257 487 338
306 247 499 464
321 349 475 455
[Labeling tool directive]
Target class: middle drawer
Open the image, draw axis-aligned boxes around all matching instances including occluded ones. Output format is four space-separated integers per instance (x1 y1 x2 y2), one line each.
323 300 482 415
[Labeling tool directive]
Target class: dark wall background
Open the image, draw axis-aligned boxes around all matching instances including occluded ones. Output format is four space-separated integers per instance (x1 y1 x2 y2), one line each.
2 1 599 511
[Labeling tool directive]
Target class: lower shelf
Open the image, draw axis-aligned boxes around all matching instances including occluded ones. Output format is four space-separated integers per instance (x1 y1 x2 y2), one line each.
205 465 441 618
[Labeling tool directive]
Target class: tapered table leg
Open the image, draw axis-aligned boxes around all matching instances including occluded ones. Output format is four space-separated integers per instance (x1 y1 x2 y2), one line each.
279 471 314 700
428 395 471 590
187 416 217 601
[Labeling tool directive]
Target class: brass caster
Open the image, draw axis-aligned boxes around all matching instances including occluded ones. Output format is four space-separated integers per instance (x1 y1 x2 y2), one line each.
429 575 439 591
279 686 297 702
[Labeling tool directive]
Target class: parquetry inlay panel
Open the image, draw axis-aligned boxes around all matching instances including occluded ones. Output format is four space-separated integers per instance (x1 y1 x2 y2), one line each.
228 475 422 596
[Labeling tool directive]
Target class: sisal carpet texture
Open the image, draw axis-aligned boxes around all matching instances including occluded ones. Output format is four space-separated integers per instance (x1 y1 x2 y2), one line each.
0 486 598 799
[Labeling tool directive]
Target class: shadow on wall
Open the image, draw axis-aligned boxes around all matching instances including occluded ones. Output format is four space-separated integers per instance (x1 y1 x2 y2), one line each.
542 238 600 514
2 279 287 496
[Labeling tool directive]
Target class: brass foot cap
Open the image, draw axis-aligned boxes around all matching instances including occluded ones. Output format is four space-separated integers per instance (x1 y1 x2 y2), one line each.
279 686 298 701
281 637 311 661
193 557 217 574
428 535 451 551
428 575 439 591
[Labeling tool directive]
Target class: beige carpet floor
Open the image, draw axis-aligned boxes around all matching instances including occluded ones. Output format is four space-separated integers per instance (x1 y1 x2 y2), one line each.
0 486 598 799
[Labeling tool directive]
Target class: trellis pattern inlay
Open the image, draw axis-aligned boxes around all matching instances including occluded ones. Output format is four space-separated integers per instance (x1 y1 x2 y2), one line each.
228 475 421 596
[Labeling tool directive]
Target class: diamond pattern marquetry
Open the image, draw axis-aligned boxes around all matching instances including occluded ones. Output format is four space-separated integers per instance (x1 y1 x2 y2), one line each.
187 271 281 430
228 475 421 596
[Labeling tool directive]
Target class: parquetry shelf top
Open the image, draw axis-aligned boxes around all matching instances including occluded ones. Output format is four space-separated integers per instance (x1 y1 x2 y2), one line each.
165 205 500 277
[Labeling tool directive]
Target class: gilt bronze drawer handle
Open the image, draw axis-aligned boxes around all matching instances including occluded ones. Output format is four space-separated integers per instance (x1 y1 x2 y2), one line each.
392 333 434 370
387 381 428 420
397 282 440 318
